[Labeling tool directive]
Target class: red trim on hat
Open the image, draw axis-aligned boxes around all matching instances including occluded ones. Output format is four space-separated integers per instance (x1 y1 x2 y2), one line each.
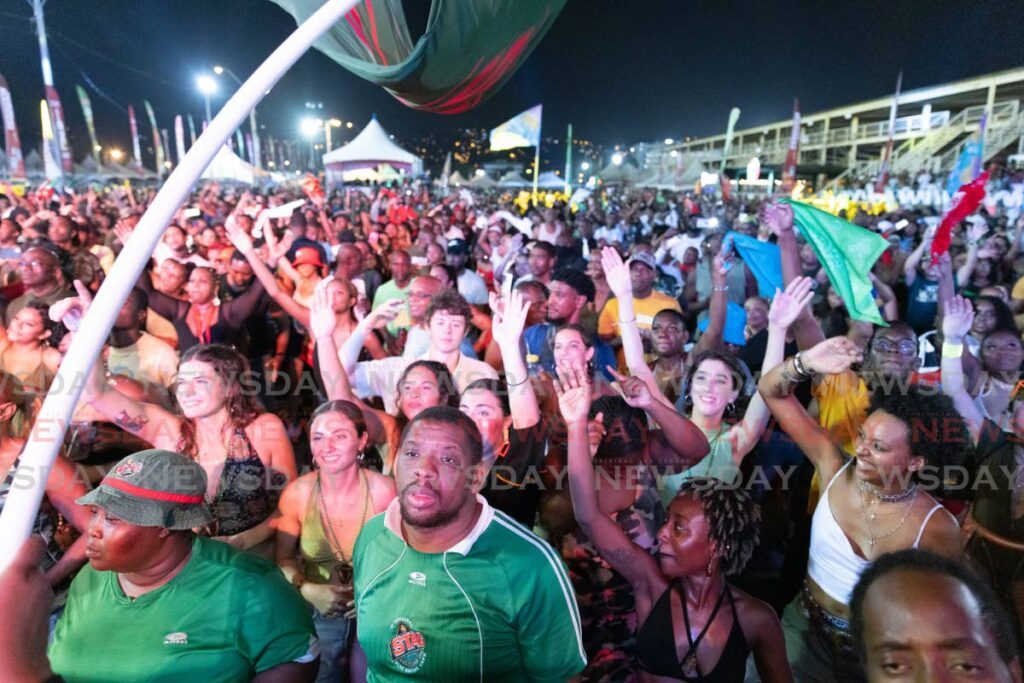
103 478 205 505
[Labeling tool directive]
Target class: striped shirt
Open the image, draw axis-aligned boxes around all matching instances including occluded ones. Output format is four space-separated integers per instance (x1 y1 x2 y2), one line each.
354 495 586 681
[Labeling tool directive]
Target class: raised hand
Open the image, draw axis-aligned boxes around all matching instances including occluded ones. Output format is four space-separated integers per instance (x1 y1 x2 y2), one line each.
600 246 632 298
553 362 592 424
309 280 338 340
362 299 404 331
224 216 254 255
800 336 864 375
966 219 989 245
942 296 974 342
113 219 134 246
768 276 815 330
48 280 93 332
759 201 794 237
607 366 654 409
490 287 529 343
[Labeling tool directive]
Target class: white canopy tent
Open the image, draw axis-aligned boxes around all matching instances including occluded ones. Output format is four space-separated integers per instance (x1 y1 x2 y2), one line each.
322 117 422 185
535 171 565 189
201 144 267 184
498 170 530 188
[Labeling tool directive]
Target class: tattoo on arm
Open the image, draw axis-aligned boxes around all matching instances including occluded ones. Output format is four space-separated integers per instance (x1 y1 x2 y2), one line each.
114 410 149 433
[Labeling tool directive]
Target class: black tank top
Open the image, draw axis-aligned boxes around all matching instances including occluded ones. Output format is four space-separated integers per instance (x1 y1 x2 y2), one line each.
636 583 749 682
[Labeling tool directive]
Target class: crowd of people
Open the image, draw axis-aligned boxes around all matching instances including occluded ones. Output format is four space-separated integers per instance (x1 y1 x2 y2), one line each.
0 174 1022 682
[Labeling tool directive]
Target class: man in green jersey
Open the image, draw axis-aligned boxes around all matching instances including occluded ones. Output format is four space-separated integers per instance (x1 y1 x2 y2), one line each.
49 449 319 682
354 406 586 681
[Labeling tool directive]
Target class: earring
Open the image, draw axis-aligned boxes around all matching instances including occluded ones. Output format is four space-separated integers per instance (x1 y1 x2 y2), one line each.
726 402 736 416
705 555 715 577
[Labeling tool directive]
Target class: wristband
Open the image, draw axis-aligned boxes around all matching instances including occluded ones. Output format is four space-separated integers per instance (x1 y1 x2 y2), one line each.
792 352 813 378
619 317 637 325
712 285 729 293
942 342 964 359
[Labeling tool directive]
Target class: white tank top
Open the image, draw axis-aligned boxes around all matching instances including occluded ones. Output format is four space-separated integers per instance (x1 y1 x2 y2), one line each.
806 460 947 605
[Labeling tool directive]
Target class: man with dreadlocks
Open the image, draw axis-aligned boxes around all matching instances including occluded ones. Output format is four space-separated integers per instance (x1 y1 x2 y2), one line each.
556 360 792 683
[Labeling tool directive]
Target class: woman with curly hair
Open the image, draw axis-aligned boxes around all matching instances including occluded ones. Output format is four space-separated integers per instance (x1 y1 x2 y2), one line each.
81 342 297 553
556 361 790 682
758 335 967 683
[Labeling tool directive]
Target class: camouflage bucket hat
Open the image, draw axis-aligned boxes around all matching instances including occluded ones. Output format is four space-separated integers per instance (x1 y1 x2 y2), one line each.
77 449 213 530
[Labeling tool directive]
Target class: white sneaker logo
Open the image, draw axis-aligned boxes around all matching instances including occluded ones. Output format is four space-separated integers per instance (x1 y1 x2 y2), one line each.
408 572 426 587
164 632 188 645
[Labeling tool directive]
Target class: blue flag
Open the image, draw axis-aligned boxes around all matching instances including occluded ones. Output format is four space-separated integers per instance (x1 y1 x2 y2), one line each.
726 231 782 298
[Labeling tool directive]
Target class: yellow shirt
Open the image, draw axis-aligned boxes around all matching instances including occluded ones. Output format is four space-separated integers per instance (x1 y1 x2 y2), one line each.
597 291 682 338
812 369 870 456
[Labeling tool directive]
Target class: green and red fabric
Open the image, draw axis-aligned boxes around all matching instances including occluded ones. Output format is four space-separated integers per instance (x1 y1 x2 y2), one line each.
781 198 889 325
270 0 567 114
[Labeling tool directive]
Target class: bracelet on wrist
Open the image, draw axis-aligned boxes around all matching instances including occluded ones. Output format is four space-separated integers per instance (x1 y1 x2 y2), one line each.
941 342 964 359
712 285 729 293
792 352 813 378
620 317 637 325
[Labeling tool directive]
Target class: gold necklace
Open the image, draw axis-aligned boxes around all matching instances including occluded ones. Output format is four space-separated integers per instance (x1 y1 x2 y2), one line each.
858 483 917 550
317 468 370 584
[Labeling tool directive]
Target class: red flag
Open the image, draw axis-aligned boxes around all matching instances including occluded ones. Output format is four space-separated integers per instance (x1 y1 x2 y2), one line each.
930 171 988 262
0 74 25 179
781 98 801 191
301 174 324 201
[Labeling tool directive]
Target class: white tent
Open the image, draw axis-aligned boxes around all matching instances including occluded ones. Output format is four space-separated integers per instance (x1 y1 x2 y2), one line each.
598 161 639 184
468 172 497 188
535 171 565 189
448 170 467 186
322 117 422 185
498 170 530 188
201 144 265 184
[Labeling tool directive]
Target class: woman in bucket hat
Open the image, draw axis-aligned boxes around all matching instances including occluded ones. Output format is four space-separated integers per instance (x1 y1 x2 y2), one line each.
49 449 319 683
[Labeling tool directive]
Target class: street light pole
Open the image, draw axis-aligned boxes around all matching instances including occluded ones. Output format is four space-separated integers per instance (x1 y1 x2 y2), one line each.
215 65 262 169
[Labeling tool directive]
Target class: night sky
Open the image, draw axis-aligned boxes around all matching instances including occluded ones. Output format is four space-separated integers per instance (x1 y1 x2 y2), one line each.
3 0 1024 163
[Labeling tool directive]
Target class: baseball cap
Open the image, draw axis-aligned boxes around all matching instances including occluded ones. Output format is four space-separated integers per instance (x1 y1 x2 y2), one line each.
77 450 213 530
292 246 326 269
627 252 658 271
447 238 469 255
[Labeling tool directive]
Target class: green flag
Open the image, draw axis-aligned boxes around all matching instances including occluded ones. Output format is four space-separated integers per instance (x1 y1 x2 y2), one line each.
781 198 888 325
269 0 566 114
75 86 101 166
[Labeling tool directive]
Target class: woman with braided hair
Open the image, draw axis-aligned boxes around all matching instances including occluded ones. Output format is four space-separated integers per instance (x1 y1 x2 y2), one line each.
556 361 791 682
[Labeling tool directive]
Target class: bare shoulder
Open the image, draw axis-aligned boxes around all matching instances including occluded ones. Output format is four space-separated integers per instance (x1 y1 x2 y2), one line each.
279 471 317 514
916 497 960 556
249 412 288 436
365 469 397 511
731 586 782 637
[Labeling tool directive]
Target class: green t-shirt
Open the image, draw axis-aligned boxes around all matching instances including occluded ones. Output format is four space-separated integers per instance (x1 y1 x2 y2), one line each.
353 496 586 682
372 279 412 334
49 536 316 683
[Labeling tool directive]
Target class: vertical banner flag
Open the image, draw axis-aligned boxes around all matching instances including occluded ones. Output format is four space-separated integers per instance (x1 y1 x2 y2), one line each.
127 105 143 173
245 133 255 165
143 100 164 172
75 85 101 164
441 151 452 191
44 86 73 173
174 116 186 164
564 123 573 194
489 105 542 151
0 74 26 179
160 129 172 171
946 113 987 197
719 107 741 173
235 129 245 158
781 99 801 192
186 115 197 146
40 100 62 182
874 71 902 193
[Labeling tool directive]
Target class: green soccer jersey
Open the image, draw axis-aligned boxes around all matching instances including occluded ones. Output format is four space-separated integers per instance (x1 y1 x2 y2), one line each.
49 536 317 683
354 495 586 682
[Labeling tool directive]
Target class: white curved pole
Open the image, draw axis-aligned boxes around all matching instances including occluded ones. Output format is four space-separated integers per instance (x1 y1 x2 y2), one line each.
0 0 361 569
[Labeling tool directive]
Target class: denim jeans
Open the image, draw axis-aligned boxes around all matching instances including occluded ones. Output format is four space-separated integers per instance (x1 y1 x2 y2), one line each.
313 609 354 683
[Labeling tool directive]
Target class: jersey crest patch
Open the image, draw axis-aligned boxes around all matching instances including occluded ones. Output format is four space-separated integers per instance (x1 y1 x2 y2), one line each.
389 617 426 673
